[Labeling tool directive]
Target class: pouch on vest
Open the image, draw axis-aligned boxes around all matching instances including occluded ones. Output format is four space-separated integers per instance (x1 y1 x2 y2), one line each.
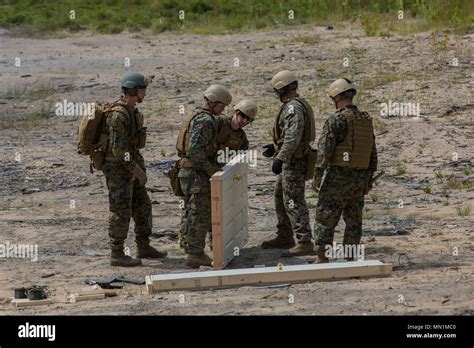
305 148 318 180
91 151 105 171
138 127 147 149
168 161 184 197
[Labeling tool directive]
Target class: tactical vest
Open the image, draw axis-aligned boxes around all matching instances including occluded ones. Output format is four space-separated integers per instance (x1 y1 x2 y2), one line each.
104 101 144 160
272 97 316 158
176 110 219 168
328 107 374 169
216 116 247 150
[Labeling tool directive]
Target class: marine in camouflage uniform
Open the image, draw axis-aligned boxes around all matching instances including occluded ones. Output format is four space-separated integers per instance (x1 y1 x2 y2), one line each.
261 71 316 257
312 78 378 263
176 84 233 268
102 72 166 267
178 99 256 252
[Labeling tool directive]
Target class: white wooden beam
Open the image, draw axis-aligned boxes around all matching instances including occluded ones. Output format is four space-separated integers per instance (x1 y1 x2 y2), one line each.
211 153 249 269
145 260 392 293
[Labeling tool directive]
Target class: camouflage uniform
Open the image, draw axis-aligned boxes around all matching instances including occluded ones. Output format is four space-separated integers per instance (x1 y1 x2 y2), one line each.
313 104 377 246
178 108 221 255
102 99 152 252
179 114 249 250
273 97 312 243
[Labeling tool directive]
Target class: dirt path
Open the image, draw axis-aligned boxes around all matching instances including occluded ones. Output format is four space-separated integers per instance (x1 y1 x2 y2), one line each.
0 24 473 315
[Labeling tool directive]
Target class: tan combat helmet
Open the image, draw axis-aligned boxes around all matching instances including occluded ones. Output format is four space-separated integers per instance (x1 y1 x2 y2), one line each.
328 78 356 98
271 70 298 91
234 99 258 120
204 84 232 105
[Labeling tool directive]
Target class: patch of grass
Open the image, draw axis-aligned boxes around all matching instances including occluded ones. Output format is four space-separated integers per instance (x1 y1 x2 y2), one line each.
464 167 474 176
447 175 463 190
442 201 449 206
361 14 380 36
293 35 321 44
374 119 387 133
422 186 432 194
258 104 279 120
1 0 472 36
455 205 471 217
395 161 406 176
363 208 375 220
434 169 444 181
369 193 379 202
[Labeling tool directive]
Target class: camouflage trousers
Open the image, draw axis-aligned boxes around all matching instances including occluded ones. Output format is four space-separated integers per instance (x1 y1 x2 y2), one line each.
274 158 312 243
313 166 371 246
179 168 212 254
102 160 152 252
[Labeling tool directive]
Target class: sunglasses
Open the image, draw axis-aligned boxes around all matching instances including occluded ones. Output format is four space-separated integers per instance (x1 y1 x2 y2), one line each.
238 112 252 123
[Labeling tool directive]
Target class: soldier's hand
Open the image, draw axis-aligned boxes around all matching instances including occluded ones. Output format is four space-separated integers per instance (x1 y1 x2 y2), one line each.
262 144 275 158
312 176 322 192
133 165 148 186
272 159 283 174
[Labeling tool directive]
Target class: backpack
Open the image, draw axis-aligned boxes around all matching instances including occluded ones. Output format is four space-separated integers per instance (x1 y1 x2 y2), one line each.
77 102 128 155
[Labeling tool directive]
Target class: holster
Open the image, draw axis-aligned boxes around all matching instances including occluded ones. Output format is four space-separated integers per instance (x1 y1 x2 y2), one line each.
168 161 184 197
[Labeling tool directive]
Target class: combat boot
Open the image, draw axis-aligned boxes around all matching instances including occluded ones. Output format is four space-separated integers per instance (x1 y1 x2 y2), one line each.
137 243 167 259
314 245 329 263
185 252 212 269
261 235 295 249
110 250 142 267
282 242 315 257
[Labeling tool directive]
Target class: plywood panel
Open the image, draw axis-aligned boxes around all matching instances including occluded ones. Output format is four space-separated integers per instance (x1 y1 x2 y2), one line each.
211 154 249 269
145 260 392 293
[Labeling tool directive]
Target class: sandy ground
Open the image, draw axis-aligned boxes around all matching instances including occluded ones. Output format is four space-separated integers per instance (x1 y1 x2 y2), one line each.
0 23 473 315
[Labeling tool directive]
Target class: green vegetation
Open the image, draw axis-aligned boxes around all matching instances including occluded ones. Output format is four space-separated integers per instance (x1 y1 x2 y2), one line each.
395 161 406 176
455 205 471 217
421 186 431 194
0 0 472 36
369 192 379 202
464 167 473 176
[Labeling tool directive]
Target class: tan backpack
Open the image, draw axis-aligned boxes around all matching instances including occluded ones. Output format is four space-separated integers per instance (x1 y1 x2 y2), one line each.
77 102 128 156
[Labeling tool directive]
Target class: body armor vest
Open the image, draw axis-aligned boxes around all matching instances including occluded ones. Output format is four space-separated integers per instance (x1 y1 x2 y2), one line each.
328 107 374 169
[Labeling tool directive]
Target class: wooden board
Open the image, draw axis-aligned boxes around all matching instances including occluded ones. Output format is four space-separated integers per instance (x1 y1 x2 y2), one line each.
145 260 392 294
11 298 52 307
67 293 105 303
211 154 249 269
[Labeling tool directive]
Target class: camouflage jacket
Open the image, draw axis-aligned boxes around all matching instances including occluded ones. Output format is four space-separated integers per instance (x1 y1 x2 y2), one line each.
105 99 144 172
275 98 307 162
185 108 221 177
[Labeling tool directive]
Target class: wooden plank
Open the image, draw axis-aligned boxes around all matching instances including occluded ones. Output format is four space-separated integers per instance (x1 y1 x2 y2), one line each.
145 260 392 293
211 153 249 269
11 298 52 307
67 293 105 303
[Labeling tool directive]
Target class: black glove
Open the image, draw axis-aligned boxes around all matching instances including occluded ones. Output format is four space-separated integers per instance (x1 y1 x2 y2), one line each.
262 144 275 158
272 159 283 174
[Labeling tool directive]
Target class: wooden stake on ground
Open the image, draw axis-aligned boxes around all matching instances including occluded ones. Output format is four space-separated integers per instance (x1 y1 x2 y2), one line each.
11 298 52 307
145 260 392 294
